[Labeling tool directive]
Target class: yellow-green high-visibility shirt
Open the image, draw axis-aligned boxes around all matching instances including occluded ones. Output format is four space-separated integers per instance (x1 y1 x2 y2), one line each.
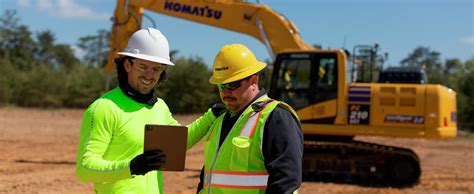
76 87 215 194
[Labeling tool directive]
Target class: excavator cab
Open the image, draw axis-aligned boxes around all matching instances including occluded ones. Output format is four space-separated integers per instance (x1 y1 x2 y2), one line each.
268 50 348 125
269 51 338 111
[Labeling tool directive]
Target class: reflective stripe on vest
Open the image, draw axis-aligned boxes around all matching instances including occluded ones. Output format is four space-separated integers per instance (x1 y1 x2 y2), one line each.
239 99 273 138
239 111 262 138
204 170 268 189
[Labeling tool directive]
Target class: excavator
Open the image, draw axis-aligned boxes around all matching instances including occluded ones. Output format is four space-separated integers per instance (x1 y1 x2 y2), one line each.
106 0 458 186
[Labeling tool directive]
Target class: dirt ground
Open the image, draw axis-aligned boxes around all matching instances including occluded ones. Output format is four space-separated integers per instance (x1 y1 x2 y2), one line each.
0 107 473 194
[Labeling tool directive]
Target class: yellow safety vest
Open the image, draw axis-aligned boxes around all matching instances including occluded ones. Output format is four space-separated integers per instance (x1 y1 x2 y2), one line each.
200 95 298 194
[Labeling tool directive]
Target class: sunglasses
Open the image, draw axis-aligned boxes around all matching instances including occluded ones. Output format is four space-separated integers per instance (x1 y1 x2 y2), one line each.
217 77 251 91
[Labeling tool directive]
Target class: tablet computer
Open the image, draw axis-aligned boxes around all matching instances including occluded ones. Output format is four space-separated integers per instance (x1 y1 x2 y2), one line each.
144 124 188 171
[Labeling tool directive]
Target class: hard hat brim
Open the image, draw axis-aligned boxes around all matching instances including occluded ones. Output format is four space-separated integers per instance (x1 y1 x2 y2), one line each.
118 52 175 66
209 61 266 84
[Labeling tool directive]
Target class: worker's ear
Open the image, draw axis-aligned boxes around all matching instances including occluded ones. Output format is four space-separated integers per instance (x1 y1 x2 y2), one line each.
250 74 259 86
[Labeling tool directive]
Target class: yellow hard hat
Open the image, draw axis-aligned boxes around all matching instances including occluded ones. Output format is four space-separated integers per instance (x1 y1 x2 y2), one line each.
209 44 267 84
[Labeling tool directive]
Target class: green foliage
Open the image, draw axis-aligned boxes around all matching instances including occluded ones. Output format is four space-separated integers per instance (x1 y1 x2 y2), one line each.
35 30 56 65
63 64 107 107
77 29 110 68
401 46 443 83
1 24 36 70
0 58 16 105
12 64 66 107
457 57 474 131
442 59 465 90
0 9 103 108
54 44 80 71
156 56 220 113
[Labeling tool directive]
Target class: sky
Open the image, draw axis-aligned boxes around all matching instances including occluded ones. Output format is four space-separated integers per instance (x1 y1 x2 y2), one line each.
1 0 473 68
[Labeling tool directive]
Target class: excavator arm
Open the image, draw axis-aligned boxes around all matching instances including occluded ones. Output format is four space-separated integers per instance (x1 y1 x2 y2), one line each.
106 0 313 73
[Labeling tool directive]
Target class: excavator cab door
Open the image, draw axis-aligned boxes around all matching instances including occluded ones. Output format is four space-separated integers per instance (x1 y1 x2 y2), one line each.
269 52 339 111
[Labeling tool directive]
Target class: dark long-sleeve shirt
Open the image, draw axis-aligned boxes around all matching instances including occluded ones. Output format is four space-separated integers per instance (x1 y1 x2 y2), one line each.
197 90 304 193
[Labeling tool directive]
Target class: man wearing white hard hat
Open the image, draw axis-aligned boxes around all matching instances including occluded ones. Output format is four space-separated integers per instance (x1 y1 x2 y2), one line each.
76 28 222 194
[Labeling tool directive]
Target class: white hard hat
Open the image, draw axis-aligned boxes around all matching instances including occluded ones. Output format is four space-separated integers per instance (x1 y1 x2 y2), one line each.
118 28 175 66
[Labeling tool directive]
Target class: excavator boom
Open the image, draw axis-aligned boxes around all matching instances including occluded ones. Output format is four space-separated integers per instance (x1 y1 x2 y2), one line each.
106 0 312 73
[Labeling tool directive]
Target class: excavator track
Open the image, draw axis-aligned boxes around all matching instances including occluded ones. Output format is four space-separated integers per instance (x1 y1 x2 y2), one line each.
302 140 421 187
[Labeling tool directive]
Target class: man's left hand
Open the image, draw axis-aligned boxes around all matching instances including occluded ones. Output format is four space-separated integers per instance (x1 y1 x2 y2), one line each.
211 103 226 117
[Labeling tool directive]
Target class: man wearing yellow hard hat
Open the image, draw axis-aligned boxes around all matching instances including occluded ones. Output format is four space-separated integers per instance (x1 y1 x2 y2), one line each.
196 44 304 193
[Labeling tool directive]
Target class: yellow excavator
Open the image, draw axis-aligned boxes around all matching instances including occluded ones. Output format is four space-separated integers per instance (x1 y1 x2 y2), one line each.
106 0 457 186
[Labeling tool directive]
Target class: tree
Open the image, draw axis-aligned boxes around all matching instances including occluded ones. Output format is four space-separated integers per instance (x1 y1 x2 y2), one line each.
0 9 84 107
442 58 465 91
35 30 56 66
54 44 80 71
465 55 474 72
77 29 110 67
35 30 79 71
0 10 36 70
63 65 107 107
0 10 20 57
401 46 443 84
156 56 220 113
0 58 16 105
458 57 474 131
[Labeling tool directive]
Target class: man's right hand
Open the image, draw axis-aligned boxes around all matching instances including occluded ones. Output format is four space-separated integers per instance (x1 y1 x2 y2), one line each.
130 150 166 175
